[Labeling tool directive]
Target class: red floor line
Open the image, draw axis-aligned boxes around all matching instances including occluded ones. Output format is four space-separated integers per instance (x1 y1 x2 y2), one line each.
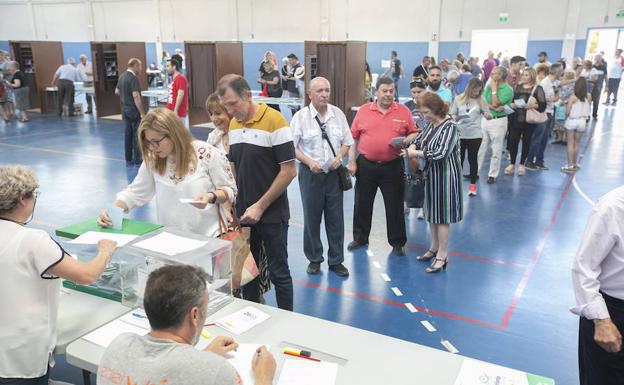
499 126 597 329
406 243 527 268
293 279 503 330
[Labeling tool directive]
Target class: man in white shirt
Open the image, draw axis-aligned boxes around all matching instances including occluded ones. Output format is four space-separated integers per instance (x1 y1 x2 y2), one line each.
291 77 353 277
571 186 624 385
51 58 83 117
605 49 623 106
77 54 93 114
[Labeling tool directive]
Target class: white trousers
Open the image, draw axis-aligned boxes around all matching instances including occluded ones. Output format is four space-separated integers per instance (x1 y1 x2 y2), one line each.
477 116 508 178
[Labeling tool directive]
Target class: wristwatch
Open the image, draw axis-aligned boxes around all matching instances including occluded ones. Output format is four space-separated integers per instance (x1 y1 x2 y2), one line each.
208 192 217 204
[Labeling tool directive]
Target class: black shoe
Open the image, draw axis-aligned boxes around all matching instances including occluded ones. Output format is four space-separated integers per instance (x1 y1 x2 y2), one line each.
416 249 437 261
525 161 538 171
535 163 549 171
393 246 406 256
463 174 478 180
347 241 367 251
425 258 449 274
329 263 349 277
487 177 496 184
612 102 617 106
85 110 93 114
306 262 321 275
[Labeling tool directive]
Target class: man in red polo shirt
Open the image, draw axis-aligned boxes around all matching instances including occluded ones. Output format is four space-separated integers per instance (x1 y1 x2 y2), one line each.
166 55 188 118
347 77 417 256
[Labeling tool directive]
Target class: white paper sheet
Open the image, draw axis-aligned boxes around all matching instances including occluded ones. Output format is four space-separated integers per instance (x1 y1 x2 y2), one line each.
216 306 271 335
132 232 208 256
107 205 124 230
502 105 515 115
321 159 331 174
390 136 406 146
224 344 270 385
68 231 138 247
453 358 533 385
83 318 149 348
179 198 204 204
208 278 230 292
119 309 150 330
513 98 526 108
277 359 338 385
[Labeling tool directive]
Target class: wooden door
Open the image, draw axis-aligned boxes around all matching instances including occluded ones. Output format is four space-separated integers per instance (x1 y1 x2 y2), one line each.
31 41 64 112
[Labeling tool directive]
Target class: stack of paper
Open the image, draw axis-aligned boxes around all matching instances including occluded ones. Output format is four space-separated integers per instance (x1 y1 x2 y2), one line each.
216 306 271 335
83 318 149 348
132 232 208 256
277 359 338 385
226 344 270 385
68 231 138 247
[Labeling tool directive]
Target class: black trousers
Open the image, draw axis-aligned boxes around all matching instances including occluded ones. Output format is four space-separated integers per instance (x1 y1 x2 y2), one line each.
579 292 624 385
460 138 482 183
122 106 142 164
592 84 603 117
84 81 93 112
508 121 535 165
607 78 621 103
353 156 405 248
57 79 75 116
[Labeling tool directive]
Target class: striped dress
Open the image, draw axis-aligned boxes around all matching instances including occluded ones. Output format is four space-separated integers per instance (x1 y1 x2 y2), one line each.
413 118 463 224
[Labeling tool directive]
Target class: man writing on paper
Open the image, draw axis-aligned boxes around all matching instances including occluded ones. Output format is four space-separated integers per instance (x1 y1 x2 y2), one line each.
347 76 417 256
291 77 353 277
97 265 277 385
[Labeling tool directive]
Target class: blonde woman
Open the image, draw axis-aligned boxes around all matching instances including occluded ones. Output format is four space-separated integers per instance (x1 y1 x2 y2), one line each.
98 108 237 237
205 92 231 154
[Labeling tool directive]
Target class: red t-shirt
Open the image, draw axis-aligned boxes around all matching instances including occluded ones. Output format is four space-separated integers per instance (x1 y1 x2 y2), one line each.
167 74 189 117
351 101 417 162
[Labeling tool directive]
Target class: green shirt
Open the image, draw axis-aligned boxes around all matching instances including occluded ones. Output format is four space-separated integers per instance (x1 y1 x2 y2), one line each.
483 82 514 118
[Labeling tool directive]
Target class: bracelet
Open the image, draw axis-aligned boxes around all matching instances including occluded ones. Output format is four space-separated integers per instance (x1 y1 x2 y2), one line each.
209 192 217 204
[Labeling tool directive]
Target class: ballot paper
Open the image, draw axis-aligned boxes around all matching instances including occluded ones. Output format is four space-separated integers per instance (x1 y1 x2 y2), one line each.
277 359 339 385
118 308 150 330
216 306 271 335
502 105 515 115
83 318 148 348
107 205 124 230
321 159 331 174
132 231 207 256
513 98 526 108
390 136 406 146
453 358 555 385
68 231 138 247
225 344 270 385
179 198 204 204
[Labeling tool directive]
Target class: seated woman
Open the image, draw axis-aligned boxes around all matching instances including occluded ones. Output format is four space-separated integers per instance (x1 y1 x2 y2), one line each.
0 165 117 384
98 108 237 238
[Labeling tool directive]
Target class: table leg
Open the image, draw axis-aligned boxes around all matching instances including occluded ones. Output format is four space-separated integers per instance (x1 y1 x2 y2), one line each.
82 369 92 385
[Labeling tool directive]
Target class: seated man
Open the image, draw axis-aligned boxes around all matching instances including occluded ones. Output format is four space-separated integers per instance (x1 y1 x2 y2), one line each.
97 265 276 385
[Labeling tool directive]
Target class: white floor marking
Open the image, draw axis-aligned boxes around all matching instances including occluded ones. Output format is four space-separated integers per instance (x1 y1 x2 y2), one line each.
380 273 391 282
441 340 459 354
421 320 436 332
391 287 403 296
404 302 418 312
572 176 595 206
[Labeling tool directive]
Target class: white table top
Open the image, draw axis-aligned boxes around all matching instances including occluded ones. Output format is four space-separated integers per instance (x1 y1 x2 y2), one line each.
46 82 94 94
141 88 168 98
56 289 129 355
253 96 304 106
64 298 516 384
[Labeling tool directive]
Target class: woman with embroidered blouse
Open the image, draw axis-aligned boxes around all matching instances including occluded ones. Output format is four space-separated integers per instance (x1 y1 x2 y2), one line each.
97 108 237 237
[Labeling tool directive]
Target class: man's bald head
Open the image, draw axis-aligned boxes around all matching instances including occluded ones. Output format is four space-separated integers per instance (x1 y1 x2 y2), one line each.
308 77 331 111
309 76 330 92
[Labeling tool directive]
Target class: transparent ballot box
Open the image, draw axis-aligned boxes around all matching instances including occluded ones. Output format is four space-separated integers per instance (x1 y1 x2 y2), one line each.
60 227 234 314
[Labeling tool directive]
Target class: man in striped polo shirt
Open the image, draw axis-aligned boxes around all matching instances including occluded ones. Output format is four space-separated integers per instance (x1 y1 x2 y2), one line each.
217 74 296 311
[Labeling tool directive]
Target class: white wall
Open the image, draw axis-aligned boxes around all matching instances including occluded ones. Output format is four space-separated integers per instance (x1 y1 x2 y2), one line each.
0 0 623 42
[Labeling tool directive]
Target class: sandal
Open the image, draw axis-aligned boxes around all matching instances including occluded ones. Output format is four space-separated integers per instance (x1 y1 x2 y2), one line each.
416 250 437 261
426 258 449 273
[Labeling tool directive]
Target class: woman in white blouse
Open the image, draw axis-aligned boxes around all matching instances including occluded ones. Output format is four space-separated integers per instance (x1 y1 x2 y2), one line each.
0 165 117 384
205 92 231 154
97 108 237 237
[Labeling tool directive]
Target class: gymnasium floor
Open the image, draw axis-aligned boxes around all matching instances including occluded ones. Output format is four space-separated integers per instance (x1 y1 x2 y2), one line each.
1 100 622 385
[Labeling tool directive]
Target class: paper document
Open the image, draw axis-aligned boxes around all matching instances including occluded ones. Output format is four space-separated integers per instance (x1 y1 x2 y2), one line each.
390 136 406 146
216 306 271 335
502 105 515 115
83 318 148 348
453 358 554 385
225 344 270 385
132 232 208 256
119 308 150 330
277 359 338 385
68 231 138 247
208 278 230 292
513 98 526 108
179 198 204 204
321 160 331 174
107 205 124 230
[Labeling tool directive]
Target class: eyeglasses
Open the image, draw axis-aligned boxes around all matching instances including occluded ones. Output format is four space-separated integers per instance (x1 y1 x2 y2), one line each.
145 135 168 148
29 191 41 199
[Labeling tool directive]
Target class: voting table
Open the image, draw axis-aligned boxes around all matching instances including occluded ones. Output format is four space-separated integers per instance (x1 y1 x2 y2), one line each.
64 297 555 385
45 82 94 113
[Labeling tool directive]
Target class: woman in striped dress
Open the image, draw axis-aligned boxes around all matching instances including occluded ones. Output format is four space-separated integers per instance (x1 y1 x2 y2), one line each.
404 92 463 273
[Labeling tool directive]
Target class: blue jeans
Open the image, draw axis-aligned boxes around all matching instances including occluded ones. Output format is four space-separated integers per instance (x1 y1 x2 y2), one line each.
527 112 553 165
242 222 294 311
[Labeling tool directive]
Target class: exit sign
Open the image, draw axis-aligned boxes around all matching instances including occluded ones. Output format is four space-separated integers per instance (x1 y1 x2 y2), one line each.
617 9 624 18
499 13 509 23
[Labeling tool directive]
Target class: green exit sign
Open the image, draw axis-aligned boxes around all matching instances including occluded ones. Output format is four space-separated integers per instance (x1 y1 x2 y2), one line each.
499 13 509 23
617 9 624 18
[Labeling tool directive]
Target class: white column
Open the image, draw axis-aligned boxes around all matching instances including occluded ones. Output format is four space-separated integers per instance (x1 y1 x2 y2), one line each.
85 0 96 42
428 0 442 59
561 0 582 61
154 0 163 63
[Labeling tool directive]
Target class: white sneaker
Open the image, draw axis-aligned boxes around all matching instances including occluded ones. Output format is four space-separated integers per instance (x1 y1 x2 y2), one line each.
417 208 424 220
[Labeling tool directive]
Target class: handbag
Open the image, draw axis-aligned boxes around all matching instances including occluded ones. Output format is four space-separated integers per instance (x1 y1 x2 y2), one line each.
402 152 425 208
314 116 353 191
217 205 259 296
526 85 548 124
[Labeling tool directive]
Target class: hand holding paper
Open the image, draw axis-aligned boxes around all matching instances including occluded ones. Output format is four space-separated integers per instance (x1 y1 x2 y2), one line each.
390 136 406 147
107 205 124 230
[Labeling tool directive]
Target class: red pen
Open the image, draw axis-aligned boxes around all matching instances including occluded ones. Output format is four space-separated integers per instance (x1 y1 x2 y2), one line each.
204 323 216 327
284 351 321 362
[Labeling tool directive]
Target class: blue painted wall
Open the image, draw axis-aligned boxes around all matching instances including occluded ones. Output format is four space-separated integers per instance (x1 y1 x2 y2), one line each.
145 42 158 65
162 42 184 58
0 41 9 53
574 39 587 59
366 42 429 98
242 42 304 92
61 42 91 62
526 40 563 65
438 41 471 62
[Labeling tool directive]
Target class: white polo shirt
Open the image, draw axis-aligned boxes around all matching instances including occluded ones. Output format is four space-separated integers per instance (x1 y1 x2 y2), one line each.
291 103 354 165
0 219 64 378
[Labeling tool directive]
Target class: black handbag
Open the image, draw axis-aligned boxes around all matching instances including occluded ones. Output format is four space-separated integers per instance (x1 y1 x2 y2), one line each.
403 151 425 208
315 116 353 191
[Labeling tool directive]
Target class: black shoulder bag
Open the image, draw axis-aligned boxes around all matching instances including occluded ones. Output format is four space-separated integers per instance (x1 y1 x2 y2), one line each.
314 116 353 191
